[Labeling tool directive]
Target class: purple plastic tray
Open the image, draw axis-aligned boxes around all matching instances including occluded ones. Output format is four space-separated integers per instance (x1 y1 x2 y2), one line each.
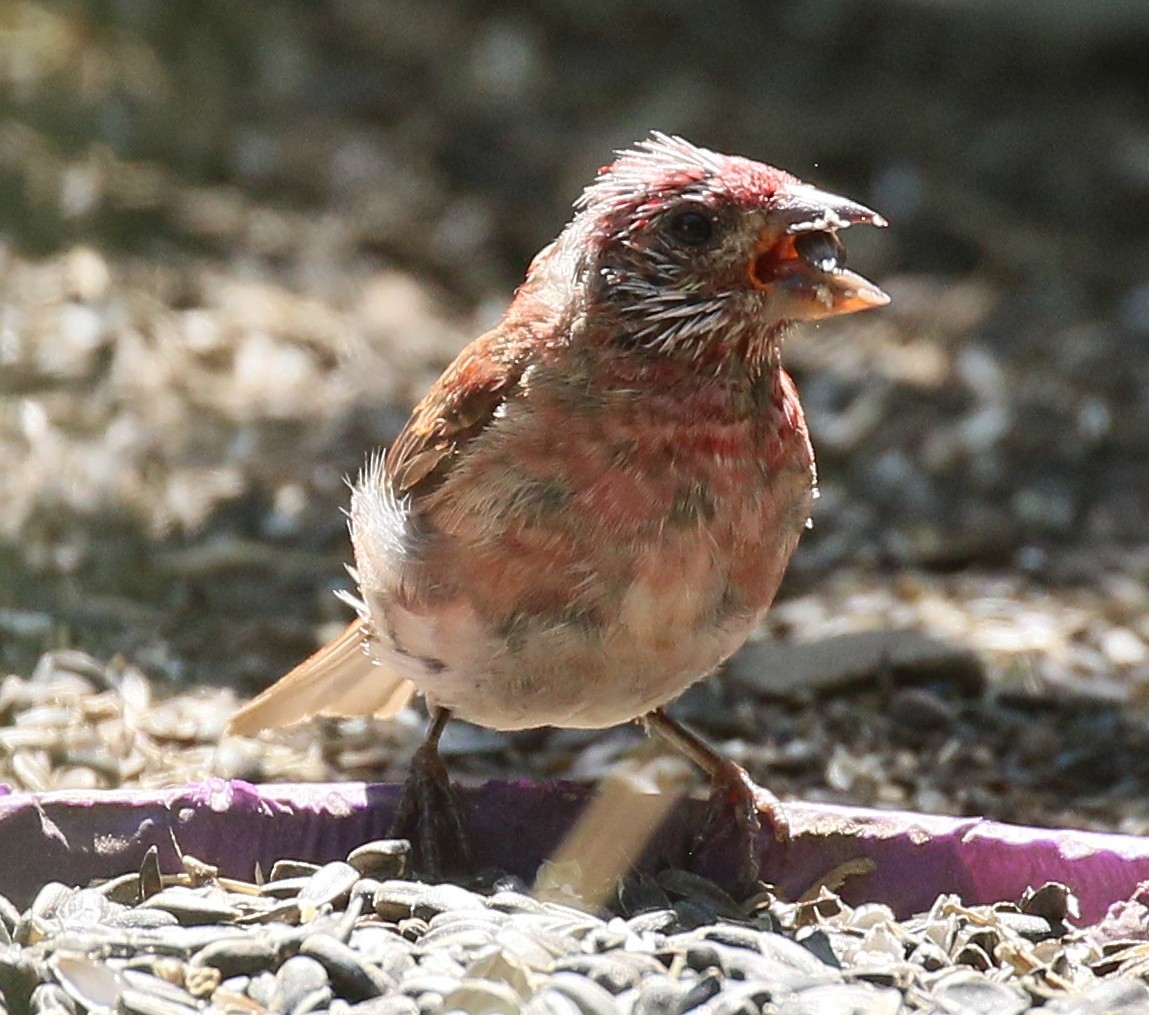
1 779 1147 928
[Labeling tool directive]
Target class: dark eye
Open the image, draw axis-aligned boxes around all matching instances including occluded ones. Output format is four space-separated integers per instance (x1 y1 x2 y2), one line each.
666 208 715 246
794 230 846 272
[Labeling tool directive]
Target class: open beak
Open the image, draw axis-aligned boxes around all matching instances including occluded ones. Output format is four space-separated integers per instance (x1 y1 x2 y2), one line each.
752 182 890 320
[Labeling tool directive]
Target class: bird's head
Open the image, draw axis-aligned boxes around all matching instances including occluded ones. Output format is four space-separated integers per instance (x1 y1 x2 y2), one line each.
554 133 888 371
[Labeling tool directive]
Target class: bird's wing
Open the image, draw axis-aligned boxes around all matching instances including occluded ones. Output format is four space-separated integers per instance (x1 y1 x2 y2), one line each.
229 327 534 736
385 325 533 500
227 620 415 735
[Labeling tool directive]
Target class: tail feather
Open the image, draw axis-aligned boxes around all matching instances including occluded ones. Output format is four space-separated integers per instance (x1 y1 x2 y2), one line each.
228 620 416 736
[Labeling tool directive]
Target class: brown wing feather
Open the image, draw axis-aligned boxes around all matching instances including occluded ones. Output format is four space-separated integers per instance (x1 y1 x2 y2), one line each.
227 621 414 735
386 326 531 499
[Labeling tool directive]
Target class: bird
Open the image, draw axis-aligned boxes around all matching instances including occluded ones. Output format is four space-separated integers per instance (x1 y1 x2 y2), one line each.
229 133 888 876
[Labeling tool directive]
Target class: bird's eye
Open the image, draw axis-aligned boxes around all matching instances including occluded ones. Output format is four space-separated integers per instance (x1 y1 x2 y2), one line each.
794 230 846 272
666 208 715 246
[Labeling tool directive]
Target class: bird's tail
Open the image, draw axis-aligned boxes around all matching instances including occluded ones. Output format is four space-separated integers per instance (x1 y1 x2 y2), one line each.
227 620 416 735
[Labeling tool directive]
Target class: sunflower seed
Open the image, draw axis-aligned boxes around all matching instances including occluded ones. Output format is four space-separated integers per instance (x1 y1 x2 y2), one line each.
299 862 360 911
300 933 395 1001
347 841 411 881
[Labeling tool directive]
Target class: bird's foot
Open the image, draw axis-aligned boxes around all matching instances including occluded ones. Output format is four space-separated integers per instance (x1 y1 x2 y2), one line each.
388 714 471 879
642 708 787 898
687 760 788 899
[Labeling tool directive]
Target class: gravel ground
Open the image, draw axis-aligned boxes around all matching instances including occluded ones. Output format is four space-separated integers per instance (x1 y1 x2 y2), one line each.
1 1 1149 1008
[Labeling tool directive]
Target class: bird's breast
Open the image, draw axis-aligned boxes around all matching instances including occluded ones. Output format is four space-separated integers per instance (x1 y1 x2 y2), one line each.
354 365 816 729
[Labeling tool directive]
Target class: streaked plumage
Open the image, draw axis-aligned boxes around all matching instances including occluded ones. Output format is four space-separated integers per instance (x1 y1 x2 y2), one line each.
229 133 887 742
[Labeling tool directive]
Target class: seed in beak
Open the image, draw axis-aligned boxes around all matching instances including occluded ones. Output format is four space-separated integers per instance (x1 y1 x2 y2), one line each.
794 230 847 273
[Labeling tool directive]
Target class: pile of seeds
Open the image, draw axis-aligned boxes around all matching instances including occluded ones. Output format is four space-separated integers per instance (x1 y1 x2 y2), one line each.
2 837 1146 1015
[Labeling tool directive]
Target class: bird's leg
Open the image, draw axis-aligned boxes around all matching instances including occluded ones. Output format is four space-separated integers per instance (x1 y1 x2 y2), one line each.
643 707 787 894
388 707 472 878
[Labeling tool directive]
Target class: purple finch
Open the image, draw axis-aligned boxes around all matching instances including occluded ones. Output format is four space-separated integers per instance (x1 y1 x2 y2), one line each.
230 133 888 874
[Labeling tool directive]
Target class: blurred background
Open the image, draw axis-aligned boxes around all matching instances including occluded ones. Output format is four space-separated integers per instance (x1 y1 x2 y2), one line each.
0 0 1147 827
